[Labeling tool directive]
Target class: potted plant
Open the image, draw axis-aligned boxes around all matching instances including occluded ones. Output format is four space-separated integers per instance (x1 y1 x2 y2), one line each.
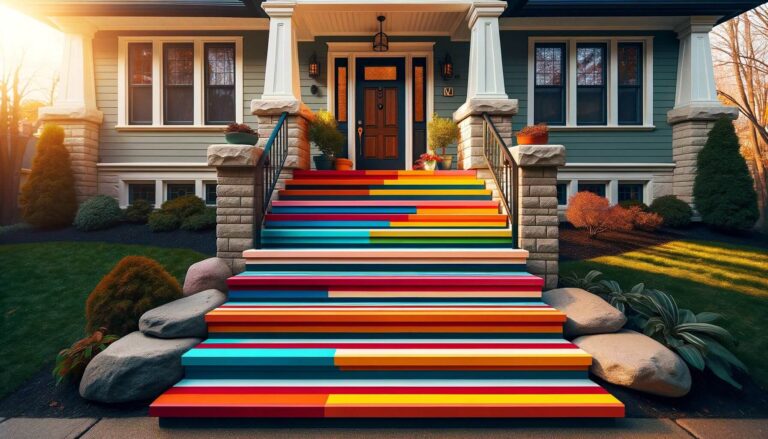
310 110 345 170
428 114 460 170
417 152 443 171
224 123 258 145
516 123 549 145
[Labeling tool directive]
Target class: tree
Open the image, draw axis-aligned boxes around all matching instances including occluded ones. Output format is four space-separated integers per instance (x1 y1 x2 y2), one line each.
693 118 759 231
19 123 77 228
712 7 768 230
566 191 633 238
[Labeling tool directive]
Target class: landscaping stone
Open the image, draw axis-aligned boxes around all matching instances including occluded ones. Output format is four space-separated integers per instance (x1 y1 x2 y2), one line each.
183 257 231 296
574 330 692 397
140 289 226 338
542 288 627 338
79 332 200 403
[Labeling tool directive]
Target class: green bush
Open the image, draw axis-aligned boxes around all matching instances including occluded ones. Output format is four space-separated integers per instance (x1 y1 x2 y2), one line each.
85 256 182 336
74 195 123 231
148 211 180 232
180 207 216 231
19 124 77 229
427 113 460 156
309 110 345 157
161 195 206 221
694 117 759 231
619 199 649 211
650 195 693 228
124 199 153 224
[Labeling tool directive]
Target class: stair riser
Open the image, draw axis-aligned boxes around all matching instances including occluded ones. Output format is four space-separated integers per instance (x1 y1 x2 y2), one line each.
265 221 509 229
243 264 528 273
180 368 590 380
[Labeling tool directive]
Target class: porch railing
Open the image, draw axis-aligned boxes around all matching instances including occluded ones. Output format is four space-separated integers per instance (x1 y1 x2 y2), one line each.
253 111 289 248
482 112 519 245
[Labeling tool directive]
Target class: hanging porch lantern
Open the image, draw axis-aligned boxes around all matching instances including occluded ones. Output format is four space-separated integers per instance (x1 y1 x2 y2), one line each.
308 53 321 79
373 15 389 52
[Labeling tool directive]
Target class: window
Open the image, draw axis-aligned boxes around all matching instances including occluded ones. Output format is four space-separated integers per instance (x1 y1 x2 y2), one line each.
128 183 156 205
167 183 195 201
163 43 194 125
128 43 153 125
205 183 217 206
578 182 606 198
204 43 236 125
618 183 644 203
364 66 397 81
556 183 568 205
576 44 607 125
335 58 348 123
534 43 566 125
413 60 426 123
618 43 643 125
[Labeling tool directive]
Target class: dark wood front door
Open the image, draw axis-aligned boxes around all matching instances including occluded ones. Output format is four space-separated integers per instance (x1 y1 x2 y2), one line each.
355 58 405 170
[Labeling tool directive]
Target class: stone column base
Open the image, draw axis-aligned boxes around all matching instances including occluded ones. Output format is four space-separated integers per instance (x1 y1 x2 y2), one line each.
453 98 517 170
251 99 314 170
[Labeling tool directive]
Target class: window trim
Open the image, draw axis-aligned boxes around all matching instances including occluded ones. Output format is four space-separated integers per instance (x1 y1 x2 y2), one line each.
527 36 654 129
117 36 243 129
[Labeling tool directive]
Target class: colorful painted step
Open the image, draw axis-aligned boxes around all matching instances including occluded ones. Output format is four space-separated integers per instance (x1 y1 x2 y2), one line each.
150 170 624 420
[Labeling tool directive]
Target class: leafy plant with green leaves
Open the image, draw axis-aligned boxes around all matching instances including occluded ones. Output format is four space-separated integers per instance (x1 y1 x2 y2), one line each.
632 288 747 389
560 270 604 293
427 113 459 156
310 110 345 157
597 279 646 314
53 328 118 384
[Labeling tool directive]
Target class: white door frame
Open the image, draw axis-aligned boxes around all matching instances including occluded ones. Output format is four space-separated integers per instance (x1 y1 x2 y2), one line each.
326 42 435 170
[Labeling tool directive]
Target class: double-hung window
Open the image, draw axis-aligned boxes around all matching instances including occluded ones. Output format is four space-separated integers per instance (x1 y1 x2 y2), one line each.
618 43 643 125
576 43 607 125
534 44 566 125
119 37 242 128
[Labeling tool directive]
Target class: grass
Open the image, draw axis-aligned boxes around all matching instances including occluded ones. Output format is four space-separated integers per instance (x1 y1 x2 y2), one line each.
0 242 207 399
561 238 768 388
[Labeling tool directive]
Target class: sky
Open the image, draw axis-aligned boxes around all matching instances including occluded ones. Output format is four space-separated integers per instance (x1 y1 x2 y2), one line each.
0 4 64 102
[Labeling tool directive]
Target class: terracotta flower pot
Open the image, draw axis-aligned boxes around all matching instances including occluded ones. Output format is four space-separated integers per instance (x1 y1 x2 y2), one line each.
516 133 549 145
335 158 353 171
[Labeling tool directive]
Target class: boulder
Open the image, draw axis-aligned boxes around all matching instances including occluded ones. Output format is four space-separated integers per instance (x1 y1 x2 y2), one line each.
542 288 627 338
183 257 231 296
140 289 226 339
79 332 200 403
574 330 692 397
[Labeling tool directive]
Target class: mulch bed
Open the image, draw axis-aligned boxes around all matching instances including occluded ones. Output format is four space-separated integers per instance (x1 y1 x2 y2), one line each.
0 223 215 255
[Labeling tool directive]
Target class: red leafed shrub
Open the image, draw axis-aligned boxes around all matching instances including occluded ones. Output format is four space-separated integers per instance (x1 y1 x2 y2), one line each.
627 206 664 232
566 191 633 238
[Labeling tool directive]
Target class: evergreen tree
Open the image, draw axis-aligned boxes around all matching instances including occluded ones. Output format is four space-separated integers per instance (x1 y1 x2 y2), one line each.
693 117 759 231
19 124 78 228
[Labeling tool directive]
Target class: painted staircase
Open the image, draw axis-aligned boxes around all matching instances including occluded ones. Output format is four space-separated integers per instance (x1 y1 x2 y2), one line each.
150 170 624 419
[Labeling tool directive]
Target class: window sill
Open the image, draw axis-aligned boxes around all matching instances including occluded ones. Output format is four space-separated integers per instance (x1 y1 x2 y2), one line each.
547 125 656 132
115 125 228 132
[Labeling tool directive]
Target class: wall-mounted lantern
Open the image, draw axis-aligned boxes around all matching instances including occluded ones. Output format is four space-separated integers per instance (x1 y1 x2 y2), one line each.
441 53 454 81
308 53 321 79
373 16 389 52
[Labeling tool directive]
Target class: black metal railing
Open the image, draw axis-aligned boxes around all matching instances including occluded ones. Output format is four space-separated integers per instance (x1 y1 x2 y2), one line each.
253 111 289 248
482 112 519 245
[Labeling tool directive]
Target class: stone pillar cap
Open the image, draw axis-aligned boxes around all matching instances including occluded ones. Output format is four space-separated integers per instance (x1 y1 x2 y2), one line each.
509 144 566 167
453 98 518 123
38 105 104 124
667 104 739 125
208 144 264 167
251 99 314 120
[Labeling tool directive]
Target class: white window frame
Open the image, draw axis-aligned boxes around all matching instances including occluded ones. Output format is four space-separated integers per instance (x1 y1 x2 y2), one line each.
117 36 244 130
528 36 654 130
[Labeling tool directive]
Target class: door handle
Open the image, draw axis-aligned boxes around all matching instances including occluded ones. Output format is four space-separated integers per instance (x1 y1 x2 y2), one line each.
356 121 363 152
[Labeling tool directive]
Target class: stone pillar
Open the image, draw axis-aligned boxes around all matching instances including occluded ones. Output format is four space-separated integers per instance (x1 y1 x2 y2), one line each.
39 27 103 203
511 145 567 290
251 100 313 172
668 16 738 209
454 100 517 170
208 145 263 273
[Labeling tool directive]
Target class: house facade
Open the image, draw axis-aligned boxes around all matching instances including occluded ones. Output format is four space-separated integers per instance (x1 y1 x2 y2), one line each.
13 0 759 213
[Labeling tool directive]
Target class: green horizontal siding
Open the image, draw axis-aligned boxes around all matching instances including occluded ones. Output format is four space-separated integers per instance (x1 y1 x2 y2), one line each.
501 30 678 164
94 30 267 163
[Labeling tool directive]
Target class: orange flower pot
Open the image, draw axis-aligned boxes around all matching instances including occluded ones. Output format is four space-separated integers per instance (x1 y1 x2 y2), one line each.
516 133 549 145
335 158 353 171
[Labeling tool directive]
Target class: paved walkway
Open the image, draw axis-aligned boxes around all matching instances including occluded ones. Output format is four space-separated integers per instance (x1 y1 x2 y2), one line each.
0 417 766 439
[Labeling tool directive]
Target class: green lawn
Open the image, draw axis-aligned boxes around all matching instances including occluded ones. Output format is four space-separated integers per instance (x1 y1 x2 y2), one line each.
0 242 207 399
561 238 768 388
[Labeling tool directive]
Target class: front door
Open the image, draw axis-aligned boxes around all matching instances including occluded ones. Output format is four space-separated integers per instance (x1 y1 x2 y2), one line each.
355 58 406 170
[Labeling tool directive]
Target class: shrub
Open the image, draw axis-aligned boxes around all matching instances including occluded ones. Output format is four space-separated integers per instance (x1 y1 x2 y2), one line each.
650 195 693 228
619 199 649 211
517 123 549 137
694 117 759 231
161 195 205 221
74 195 123 231
225 122 255 134
181 207 216 231
19 124 77 228
310 110 345 157
566 191 633 238
85 256 182 336
53 328 118 384
124 199 154 224
148 211 180 232
627 206 664 232
427 113 460 156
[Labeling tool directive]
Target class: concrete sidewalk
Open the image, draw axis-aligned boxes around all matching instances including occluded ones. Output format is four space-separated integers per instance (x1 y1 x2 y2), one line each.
0 417 766 439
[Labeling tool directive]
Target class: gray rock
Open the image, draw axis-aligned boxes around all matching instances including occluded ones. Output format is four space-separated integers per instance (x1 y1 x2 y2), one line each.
574 330 692 397
183 257 232 296
79 332 200 403
543 288 626 338
207 144 263 167
140 289 226 338
510 145 567 167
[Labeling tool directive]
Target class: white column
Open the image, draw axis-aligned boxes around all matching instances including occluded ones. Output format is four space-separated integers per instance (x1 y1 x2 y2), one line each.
261 0 301 102
673 16 721 110
465 1 508 100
